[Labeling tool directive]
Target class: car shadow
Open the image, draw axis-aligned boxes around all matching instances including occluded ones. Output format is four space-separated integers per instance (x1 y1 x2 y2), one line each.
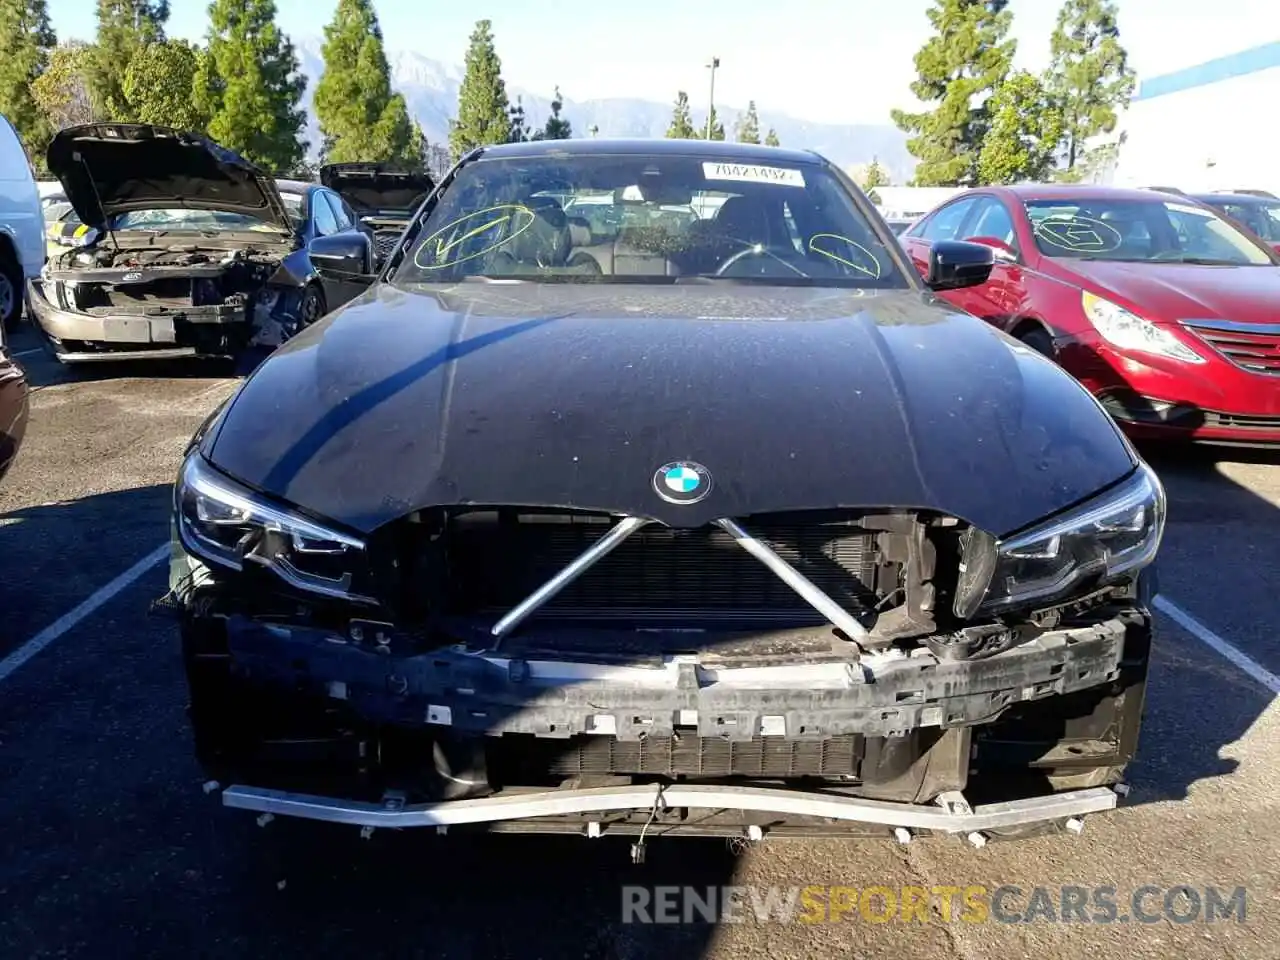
1125 440 1279 804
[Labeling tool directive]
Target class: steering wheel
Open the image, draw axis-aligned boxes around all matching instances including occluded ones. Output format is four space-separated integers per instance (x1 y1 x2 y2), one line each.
713 242 812 278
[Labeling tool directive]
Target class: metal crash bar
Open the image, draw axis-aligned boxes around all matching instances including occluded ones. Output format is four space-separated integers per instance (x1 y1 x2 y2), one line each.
222 782 1119 833
490 515 869 640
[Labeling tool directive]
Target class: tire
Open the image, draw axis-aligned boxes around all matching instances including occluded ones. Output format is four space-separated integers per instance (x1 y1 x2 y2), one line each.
299 283 327 328
1019 325 1055 359
0 249 21 331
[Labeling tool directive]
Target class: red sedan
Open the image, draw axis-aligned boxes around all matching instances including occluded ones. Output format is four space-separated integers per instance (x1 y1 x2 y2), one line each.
901 185 1280 445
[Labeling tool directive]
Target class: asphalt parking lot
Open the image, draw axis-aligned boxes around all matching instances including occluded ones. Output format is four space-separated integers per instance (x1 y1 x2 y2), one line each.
2 319 1278 960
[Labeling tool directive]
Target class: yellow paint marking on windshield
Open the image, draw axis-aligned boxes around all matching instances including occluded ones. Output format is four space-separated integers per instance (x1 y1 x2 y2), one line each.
807 234 882 278
415 203 537 270
434 213 514 260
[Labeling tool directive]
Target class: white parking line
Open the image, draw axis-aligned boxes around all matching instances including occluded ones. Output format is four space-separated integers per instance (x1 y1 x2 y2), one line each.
1155 595 1280 694
0 543 169 685
11 348 42 359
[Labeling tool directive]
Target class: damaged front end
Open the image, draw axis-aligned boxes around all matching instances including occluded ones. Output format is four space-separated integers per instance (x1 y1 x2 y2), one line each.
32 122 310 362
29 238 306 362
165 450 1162 846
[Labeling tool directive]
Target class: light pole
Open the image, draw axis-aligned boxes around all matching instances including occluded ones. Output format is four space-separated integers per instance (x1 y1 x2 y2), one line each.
706 56 720 139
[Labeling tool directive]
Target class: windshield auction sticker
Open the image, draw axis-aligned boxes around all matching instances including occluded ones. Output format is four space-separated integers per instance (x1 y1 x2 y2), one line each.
702 162 806 187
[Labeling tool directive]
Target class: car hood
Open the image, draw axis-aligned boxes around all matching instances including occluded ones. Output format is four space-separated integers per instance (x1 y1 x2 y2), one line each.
206 283 1137 537
1067 259 1280 323
319 163 435 217
46 123 295 234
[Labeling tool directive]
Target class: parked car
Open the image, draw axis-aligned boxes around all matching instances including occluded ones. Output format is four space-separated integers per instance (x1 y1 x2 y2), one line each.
1191 191 1280 254
0 320 29 484
26 123 373 365
319 162 435 263
0 113 45 330
42 194 92 260
168 139 1161 848
901 184 1280 445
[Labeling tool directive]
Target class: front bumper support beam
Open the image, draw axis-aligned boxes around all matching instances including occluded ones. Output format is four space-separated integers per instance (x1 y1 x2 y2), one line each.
489 514 869 641
221 781 1119 834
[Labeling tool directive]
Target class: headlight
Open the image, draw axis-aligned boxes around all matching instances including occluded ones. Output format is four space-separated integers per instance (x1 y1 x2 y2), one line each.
955 462 1165 618
175 453 373 603
1082 291 1204 364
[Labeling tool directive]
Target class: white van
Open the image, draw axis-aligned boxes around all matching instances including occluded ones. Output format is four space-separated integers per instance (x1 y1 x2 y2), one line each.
0 114 45 328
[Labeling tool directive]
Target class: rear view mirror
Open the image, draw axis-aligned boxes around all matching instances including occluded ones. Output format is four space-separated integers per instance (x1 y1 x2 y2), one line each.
926 240 994 291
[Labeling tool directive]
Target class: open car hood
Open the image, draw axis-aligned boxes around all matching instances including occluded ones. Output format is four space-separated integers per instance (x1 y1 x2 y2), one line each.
319 162 435 218
46 123 296 234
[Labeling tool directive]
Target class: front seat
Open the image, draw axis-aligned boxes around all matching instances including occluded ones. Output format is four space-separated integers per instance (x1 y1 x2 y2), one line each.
488 201 601 275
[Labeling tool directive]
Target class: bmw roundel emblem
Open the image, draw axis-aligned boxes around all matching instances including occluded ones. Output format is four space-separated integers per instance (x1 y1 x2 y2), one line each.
653 460 713 504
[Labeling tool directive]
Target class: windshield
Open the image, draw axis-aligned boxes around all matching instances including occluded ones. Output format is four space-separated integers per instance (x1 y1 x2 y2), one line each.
111 208 286 233
44 202 74 223
1024 197 1275 265
392 153 906 287
279 192 305 228
1208 199 1280 242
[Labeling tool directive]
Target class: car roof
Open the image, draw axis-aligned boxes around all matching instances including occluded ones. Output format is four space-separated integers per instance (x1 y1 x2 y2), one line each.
469 137 825 167
992 184 1193 203
1191 192 1275 205
274 179 316 195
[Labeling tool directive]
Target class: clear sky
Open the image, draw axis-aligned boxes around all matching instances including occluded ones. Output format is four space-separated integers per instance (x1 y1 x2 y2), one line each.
48 0 1280 125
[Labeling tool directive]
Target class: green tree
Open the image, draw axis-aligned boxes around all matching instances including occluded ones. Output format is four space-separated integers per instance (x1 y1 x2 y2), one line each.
507 95 529 142
703 105 725 141
734 100 761 144
121 39 207 130
0 0 56 165
764 127 780 147
194 0 308 173
854 158 891 203
534 85 572 140
891 0 1016 186
666 90 697 138
977 70 1063 184
313 0 415 164
87 1 169 118
449 19 509 159
1044 0 1134 176
31 41 100 132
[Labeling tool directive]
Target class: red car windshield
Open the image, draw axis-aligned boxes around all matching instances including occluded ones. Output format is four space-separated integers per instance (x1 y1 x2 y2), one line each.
1208 199 1280 242
1024 197 1275 266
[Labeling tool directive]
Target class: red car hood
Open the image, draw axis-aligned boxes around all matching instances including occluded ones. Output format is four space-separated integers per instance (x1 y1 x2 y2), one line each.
1067 260 1280 324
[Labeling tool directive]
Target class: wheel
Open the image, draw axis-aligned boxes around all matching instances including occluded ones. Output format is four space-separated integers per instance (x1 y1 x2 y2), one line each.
299 284 327 328
1019 326 1055 358
0 250 21 330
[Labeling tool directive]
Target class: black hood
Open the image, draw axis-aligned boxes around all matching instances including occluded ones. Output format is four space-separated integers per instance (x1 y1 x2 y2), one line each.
319 163 435 217
205 284 1137 537
46 123 295 234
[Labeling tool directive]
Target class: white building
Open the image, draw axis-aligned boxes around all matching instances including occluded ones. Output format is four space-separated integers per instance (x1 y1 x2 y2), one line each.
1112 40 1280 194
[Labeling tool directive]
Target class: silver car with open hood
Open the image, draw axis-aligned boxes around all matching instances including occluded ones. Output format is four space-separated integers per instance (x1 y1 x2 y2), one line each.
28 123 321 364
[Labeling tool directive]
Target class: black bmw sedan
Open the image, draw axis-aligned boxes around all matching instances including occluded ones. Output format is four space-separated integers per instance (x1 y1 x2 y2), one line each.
169 139 1164 847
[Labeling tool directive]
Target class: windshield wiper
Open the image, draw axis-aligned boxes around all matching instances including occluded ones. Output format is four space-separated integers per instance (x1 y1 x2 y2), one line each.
1159 256 1255 266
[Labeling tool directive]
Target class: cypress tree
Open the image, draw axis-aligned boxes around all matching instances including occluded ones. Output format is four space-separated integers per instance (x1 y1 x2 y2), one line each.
314 0 415 164
194 0 308 173
448 19 509 159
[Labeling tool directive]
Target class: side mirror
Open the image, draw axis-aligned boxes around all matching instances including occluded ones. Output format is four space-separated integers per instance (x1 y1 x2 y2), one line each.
962 235 1018 262
926 240 995 291
309 233 374 281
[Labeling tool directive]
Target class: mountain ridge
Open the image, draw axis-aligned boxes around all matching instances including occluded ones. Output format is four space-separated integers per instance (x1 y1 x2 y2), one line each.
293 38 913 179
